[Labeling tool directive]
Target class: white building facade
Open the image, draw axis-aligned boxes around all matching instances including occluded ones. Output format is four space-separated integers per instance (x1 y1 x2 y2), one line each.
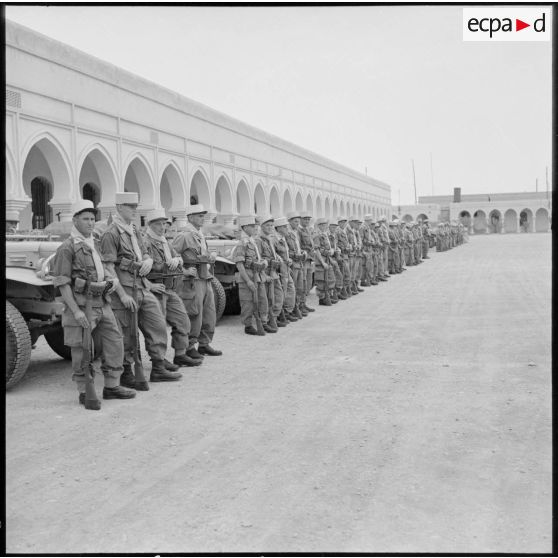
5 21 391 230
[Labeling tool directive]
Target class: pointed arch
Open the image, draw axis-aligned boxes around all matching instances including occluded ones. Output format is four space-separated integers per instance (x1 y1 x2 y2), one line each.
253 182 267 215
215 174 233 214
295 191 303 212
305 193 314 216
269 185 281 217
189 168 211 207
236 178 251 214
315 195 323 218
123 154 156 208
324 197 331 219
283 189 293 214
79 144 119 208
160 161 186 212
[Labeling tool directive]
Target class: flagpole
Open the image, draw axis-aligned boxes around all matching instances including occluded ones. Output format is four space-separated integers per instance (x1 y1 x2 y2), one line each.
411 159 417 205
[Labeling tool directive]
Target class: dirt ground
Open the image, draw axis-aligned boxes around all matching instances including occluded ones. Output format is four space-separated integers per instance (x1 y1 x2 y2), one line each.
5 233 552 553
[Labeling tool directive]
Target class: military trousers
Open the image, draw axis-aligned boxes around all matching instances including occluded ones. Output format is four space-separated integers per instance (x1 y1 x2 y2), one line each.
405 246 413 265
181 278 215 349
112 286 167 365
239 280 268 327
302 260 313 300
63 302 123 392
291 265 304 302
266 277 284 318
422 239 429 258
331 259 344 289
362 251 373 282
314 265 333 299
383 246 389 274
153 287 190 352
279 264 296 313
414 242 422 263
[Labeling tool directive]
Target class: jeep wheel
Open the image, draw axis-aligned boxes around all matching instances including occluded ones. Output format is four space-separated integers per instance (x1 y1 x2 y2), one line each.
45 328 72 360
211 277 226 322
6 301 32 389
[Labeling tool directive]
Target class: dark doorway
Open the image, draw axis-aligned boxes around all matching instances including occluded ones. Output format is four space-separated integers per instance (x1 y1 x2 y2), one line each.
30 176 53 229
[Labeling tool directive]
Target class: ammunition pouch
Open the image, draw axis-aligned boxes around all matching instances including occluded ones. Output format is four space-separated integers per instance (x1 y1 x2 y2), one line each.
88 281 108 297
119 257 141 272
73 277 87 294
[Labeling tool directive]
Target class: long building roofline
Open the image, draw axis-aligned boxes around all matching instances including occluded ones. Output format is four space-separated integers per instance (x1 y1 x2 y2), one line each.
6 19 390 192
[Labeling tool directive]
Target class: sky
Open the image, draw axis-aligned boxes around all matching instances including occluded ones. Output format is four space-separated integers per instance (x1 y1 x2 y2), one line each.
5 5 552 206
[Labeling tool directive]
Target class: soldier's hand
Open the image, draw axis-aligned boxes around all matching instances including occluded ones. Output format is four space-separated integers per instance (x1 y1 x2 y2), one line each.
208 252 217 263
247 280 256 293
107 278 120 294
150 283 166 294
168 257 181 271
74 309 89 329
183 266 198 278
138 258 154 277
121 294 137 312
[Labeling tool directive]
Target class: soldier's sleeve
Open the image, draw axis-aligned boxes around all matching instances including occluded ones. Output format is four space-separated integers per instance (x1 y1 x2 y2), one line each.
232 242 246 265
51 241 74 288
100 226 119 265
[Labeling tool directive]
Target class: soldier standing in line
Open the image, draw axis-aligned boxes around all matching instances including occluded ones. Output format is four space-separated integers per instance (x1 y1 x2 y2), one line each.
273 217 299 322
285 211 307 318
396 221 407 272
360 216 374 286
349 217 365 292
404 222 414 266
232 215 270 335
372 222 387 281
299 211 316 314
367 218 381 284
335 216 352 298
142 209 203 368
312 217 334 306
327 221 345 301
378 217 390 277
101 192 181 387
52 200 136 409
387 221 400 274
171 204 223 358
421 219 431 259
256 215 287 329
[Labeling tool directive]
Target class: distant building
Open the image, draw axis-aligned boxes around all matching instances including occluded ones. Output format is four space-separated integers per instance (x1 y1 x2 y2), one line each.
5 21 391 230
418 189 552 233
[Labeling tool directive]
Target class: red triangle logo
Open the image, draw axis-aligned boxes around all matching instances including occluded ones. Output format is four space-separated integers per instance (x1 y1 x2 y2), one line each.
516 19 530 31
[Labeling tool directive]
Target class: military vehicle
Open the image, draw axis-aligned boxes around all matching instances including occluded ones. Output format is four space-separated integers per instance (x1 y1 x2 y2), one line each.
5 224 240 388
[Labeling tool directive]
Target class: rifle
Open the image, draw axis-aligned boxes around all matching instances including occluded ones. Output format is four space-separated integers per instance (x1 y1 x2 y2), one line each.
252 265 266 336
131 267 149 390
81 285 101 410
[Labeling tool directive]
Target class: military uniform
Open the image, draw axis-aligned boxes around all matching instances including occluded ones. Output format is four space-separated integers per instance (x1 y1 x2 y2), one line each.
232 217 269 333
328 224 345 299
100 206 170 380
335 219 352 297
53 227 124 394
273 218 297 320
142 210 201 368
285 214 306 316
298 212 315 311
171 212 218 355
256 217 285 329
312 218 335 305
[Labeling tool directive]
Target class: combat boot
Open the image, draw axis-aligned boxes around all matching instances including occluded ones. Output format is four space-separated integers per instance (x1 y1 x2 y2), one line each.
302 303 315 313
150 361 182 382
323 292 332 306
173 353 202 367
120 364 136 390
337 288 347 300
277 310 288 327
268 314 279 331
263 323 277 333
356 282 365 292
287 312 299 322
293 304 304 319
79 392 101 411
103 386 136 400
299 303 309 317
164 358 180 371
343 286 352 298
244 325 260 335
330 290 339 303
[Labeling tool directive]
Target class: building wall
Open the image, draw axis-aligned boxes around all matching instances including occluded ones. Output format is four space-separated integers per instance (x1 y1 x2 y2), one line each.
391 203 441 223
5 21 391 230
417 192 552 233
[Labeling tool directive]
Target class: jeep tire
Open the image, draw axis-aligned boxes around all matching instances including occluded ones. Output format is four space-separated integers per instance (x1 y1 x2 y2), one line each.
6 301 32 389
211 277 226 322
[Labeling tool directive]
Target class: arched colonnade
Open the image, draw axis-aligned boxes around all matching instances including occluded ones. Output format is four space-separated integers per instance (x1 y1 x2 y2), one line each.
10 136 388 230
